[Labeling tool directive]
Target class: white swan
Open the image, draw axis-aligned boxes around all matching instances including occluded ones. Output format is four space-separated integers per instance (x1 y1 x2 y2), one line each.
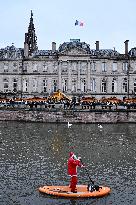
98 124 103 129
68 122 72 128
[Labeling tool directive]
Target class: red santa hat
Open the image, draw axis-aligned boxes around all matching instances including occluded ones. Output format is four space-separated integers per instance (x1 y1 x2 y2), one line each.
69 152 74 157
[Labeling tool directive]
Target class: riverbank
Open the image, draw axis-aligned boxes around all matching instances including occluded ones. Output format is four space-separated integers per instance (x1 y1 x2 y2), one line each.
0 108 136 123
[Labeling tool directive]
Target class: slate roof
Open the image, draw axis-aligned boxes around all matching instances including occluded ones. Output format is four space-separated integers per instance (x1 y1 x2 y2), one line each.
0 45 23 59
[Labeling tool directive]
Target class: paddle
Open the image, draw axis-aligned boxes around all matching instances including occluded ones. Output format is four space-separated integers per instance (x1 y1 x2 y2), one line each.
80 159 94 185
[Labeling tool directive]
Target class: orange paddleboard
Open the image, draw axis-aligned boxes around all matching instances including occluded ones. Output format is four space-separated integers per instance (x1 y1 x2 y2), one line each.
39 185 111 198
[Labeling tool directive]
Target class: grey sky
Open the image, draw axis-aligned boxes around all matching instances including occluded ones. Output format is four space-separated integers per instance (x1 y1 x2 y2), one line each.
0 0 136 53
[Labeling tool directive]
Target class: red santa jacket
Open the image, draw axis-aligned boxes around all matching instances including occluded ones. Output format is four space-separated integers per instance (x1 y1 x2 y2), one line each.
68 153 82 176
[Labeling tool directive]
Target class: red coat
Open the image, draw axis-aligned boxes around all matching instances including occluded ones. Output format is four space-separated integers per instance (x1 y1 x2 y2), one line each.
68 156 82 176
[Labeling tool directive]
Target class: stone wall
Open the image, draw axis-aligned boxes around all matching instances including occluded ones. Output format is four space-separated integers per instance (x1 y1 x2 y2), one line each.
0 109 136 123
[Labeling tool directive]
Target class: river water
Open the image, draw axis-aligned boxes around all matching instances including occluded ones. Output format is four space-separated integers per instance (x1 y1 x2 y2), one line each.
0 122 136 205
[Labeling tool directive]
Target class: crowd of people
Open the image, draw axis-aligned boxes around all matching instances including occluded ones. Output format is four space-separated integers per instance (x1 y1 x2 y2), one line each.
0 95 136 110
0 89 136 110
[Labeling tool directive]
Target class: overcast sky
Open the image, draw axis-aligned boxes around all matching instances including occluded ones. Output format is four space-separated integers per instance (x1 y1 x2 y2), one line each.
0 0 136 53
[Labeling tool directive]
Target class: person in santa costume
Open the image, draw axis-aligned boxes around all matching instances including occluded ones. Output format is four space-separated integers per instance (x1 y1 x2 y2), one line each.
68 152 84 193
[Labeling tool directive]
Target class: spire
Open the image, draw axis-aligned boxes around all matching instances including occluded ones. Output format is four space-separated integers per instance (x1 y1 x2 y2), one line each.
24 10 38 57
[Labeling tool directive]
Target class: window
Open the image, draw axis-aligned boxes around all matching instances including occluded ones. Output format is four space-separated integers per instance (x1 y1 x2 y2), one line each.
4 63 8 72
62 62 68 73
72 79 77 92
3 78 9 92
13 79 17 92
101 79 106 93
92 61 96 71
122 78 127 93
33 63 38 72
80 62 87 74
123 62 128 72
91 78 96 92
52 79 57 92
62 79 68 92
43 62 48 72
53 62 58 73
72 62 77 74
101 62 106 72
13 62 17 72
112 78 117 93
23 79 28 92
23 63 28 72
112 62 117 72
43 79 47 92
81 79 86 92
134 79 136 93
33 79 38 92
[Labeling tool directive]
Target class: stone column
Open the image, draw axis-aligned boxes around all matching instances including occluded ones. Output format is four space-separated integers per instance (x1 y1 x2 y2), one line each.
77 61 81 91
87 60 91 92
67 60 71 92
58 61 62 90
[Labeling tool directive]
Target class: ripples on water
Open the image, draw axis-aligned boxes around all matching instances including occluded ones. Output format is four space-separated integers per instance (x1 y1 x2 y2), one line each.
0 122 136 205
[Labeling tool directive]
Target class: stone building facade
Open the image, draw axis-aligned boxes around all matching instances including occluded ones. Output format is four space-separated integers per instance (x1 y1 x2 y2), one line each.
0 11 136 100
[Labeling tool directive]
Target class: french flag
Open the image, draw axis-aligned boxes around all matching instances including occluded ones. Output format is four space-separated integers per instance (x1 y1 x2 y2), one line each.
75 20 84 26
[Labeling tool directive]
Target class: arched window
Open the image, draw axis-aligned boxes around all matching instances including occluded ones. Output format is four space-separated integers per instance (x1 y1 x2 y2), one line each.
101 79 106 93
13 79 18 92
3 78 9 92
52 79 57 92
32 78 38 92
91 78 96 92
43 79 47 92
122 78 127 93
81 79 86 92
62 79 68 92
112 78 117 93
23 79 28 92
72 79 77 92
134 79 136 93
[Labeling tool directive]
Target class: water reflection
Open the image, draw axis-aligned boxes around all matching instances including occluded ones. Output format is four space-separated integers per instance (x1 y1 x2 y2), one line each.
0 122 136 205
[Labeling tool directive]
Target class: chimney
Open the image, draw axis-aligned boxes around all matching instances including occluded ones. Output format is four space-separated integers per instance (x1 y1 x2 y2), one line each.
95 41 99 51
124 40 129 55
52 42 56 52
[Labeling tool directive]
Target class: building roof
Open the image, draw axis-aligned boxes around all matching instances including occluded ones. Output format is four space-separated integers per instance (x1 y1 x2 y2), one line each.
0 45 23 60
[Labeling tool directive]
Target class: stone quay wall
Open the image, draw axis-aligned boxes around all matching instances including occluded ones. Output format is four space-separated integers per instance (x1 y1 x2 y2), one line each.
0 109 136 123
